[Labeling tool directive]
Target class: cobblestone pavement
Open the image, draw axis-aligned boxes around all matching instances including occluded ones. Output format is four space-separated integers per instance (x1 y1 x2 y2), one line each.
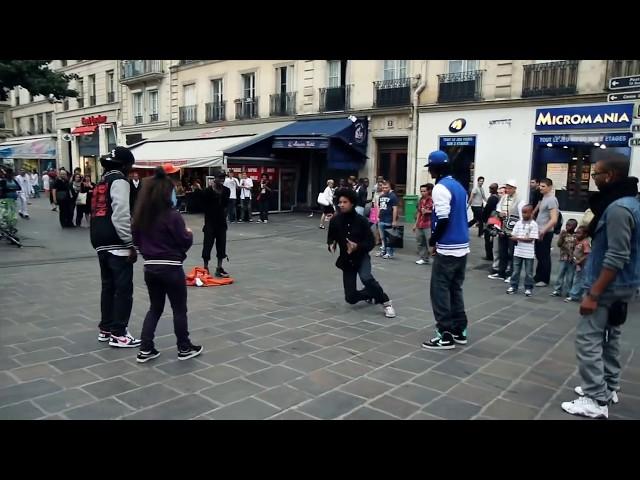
1 198 639 420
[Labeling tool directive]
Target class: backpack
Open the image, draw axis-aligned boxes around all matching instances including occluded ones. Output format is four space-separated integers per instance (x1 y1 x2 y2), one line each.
554 210 563 235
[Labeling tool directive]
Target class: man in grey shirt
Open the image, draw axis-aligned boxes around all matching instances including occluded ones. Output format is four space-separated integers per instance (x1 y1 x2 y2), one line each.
467 176 486 237
533 177 559 287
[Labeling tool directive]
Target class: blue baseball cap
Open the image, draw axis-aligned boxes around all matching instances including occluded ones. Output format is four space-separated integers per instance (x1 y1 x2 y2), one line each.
424 150 449 167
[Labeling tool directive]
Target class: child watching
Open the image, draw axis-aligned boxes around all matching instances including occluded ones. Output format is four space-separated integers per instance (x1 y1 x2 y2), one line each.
507 204 538 296
550 218 578 298
565 226 591 302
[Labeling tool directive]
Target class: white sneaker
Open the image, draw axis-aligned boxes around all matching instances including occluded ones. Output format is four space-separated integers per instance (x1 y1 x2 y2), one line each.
561 396 608 419
109 331 142 348
383 302 396 318
263 220 268 223
574 386 619 404
535 281 548 287
504 276 511 283
382 254 393 259
524 290 532 297
375 250 385 257
488 273 505 280
416 259 427 265
506 287 516 295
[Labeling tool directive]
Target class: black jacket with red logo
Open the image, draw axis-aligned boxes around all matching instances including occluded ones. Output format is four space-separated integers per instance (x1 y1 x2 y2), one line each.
90 170 134 252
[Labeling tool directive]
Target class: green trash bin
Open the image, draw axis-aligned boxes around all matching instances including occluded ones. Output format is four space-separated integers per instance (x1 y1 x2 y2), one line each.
403 195 419 223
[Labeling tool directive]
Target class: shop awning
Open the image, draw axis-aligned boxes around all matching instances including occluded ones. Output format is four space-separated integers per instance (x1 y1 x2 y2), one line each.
72 125 98 135
0 137 57 160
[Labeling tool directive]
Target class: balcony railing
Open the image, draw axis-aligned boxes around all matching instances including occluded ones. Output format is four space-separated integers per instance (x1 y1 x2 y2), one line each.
320 85 351 112
107 92 115 103
179 105 197 126
77 97 84 108
437 70 484 103
606 60 640 88
89 95 96 106
150 113 159 122
235 97 259 120
522 61 579 98
270 92 296 116
134 115 143 124
373 77 411 107
120 61 163 83
205 101 226 122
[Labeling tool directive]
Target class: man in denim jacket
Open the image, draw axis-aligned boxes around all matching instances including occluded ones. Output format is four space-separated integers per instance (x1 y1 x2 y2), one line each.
562 152 640 419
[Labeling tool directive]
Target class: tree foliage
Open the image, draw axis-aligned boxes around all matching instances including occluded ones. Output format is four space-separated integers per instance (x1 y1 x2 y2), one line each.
0 60 78 101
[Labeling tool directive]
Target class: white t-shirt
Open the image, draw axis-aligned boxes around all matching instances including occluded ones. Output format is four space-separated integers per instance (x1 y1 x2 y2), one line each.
42 174 50 190
224 177 240 200
469 186 486 207
239 178 253 200
512 220 539 259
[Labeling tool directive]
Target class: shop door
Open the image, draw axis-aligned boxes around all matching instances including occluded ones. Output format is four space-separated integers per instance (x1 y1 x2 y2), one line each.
378 149 407 198
280 168 297 211
565 151 591 212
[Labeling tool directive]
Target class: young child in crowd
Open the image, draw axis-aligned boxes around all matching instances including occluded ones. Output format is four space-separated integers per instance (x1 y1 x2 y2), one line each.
413 183 434 265
507 204 538 296
550 219 578 298
565 225 590 303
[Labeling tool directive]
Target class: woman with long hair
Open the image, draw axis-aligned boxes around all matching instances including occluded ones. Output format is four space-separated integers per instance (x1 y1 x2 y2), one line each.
76 175 95 227
70 173 83 227
319 179 335 230
132 167 202 363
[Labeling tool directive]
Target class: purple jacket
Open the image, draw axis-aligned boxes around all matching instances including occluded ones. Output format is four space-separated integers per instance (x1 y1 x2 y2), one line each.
132 209 193 265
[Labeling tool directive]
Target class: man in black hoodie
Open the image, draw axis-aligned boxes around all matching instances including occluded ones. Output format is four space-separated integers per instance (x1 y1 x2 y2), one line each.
202 172 231 278
327 188 396 318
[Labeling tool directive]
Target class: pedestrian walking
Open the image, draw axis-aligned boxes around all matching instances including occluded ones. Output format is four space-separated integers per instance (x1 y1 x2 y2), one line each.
355 178 368 216
529 178 542 208
15 168 31 219
129 171 142 211
565 226 591 303
47 169 57 211
327 188 396 318
257 173 271 223
30 169 40 198
70 173 83 226
202 172 232 278
52 170 75 228
377 181 399 259
90 146 141 348
370 179 384 245
318 179 335 229
467 176 487 237
549 219 578 298
533 178 560 287
483 182 500 261
413 183 433 265
132 167 203 363
561 152 640 419
239 171 253 222
75 175 95 227
421 150 470 350
488 179 525 281
0 168 20 233
224 170 240 223
506 204 539 296
42 170 50 197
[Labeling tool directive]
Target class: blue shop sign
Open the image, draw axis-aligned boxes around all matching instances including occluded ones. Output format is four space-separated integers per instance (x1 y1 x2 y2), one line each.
272 138 330 149
535 103 633 131
440 136 476 147
534 133 632 147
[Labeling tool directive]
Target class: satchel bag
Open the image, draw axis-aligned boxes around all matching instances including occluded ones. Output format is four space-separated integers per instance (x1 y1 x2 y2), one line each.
76 192 87 205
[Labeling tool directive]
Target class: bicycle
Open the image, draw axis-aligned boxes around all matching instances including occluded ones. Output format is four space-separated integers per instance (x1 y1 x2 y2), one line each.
0 223 21 247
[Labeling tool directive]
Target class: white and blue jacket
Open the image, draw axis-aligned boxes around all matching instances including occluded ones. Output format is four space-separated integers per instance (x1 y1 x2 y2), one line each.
431 176 470 256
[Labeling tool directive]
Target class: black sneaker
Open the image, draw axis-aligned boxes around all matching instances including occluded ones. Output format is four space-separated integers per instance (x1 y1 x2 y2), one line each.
422 332 455 350
453 330 468 345
215 267 230 278
136 348 161 363
178 344 203 361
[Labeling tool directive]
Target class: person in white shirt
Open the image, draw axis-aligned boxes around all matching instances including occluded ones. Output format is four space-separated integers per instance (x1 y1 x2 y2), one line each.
239 172 253 222
42 171 50 194
15 168 32 219
223 171 240 223
507 204 539 297
467 176 486 237
29 169 40 198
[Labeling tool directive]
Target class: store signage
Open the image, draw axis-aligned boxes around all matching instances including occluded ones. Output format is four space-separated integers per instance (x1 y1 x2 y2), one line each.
534 104 633 131
630 138 640 147
448 118 466 133
534 133 632 147
272 138 329 149
632 124 640 132
608 75 640 90
81 115 108 126
439 136 476 147
354 121 366 144
608 91 640 102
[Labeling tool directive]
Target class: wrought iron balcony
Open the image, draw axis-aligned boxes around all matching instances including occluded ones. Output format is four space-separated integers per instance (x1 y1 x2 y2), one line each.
373 77 411 107
270 92 296 116
205 101 226 122
235 97 259 120
605 60 640 89
437 70 483 103
179 105 197 126
107 92 115 103
63 99 69 111
149 113 159 122
522 61 579 98
320 85 351 112
134 115 143 124
77 97 84 108
120 61 164 84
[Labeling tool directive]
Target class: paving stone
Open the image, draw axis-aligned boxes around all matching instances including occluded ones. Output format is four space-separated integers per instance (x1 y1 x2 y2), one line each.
278 340 323 356
327 360 374 379
299 390 365 420
0 400 44 420
373 341 419 358
343 406 397 420
382 325 419 336
289 369 351 396
252 349 297 365
11 364 61 382
50 353 105 372
367 366 415 386
389 383 441 406
408 412 445 420
12 347 70 366
338 338 381 354
12 337 73 353
498 347 548 366
164 374 213 394
312 346 356 363
200 378 265 405
520 359 576 388
482 398 539 420
481 359 530 380
369 395 421 419
123 394 218 420
219 332 256 344
87 359 141 379
412 371 461 392
123 368 171 387
0 372 18 389
432 359 481 379
448 383 499 406
82 377 139 399
153 359 209 375
209 397 281 420
256 385 313 410
195 345 258 366
243 323 287 337
351 350 396 369
340 378 394 399
270 409 318 420
271 328 317 343
245 365 305 388
280 355 331 374
0 379 62 407
33 388 95 414
389 356 435 374
226 357 271 374
423 395 483 420
306 334 348 347
65 398 134 420
116 384 181 410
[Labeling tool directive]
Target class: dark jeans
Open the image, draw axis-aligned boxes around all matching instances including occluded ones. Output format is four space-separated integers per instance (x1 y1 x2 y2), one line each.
241 198 251 222
202 223 227 262
498 235 514 278
342 255 389 305
484 230 494 260
534 231 554 284
228 199 237 222
98 252 134 336
469 206 484 237
140 264 191 351
510 256 534 290
259 198 269 222
58 198 74 227
430 253 468 335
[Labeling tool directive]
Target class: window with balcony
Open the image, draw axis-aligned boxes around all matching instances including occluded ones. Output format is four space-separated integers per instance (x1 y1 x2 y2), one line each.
438 68 484 103
320 60 350 112
120 61 163 83
180 84 197 125
28 117 35 135
14 119 21 136
63 99 69 111
374 61 411 107
383 60 408 81
236 73 258 119
148 90 159 122
14 88 20 107
45 112 53 133
88 74 96 106
76 79 84 108
522 60 579 98
206 79 225 122
106 70 115 103
448 60 479 74
133 92 143 124
36 114 43 134
271 66 295 116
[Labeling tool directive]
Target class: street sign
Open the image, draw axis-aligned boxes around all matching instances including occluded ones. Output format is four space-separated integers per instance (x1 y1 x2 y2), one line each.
609 75 640 90
636 103 640 119
630 138 640 147
608 91 640 102
632 124 640 132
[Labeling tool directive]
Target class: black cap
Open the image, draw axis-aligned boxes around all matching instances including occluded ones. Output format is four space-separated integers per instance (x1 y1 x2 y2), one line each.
101 146 135 165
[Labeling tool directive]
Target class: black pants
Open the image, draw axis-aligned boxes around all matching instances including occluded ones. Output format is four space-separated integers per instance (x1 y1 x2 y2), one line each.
469 206 484 237
534 231 554 284
241 198 251 222
484 230 494 260
342 255 389 305
140 264 191 351
75 204 88 226
49 189 55 206
430 253 468 335
98 252 134 337
58 198 74 227
498 235 514 278
202 223 227 262
259 198 269 222
228 199 237 222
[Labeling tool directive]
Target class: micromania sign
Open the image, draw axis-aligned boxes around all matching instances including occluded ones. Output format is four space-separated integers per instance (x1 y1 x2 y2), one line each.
534 104 633 131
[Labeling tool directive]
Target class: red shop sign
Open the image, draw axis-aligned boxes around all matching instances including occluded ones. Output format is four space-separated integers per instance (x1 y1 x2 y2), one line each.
81 115 108 126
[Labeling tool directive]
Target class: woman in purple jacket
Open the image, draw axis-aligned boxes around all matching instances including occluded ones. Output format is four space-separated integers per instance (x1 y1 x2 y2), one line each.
132 167 202 363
